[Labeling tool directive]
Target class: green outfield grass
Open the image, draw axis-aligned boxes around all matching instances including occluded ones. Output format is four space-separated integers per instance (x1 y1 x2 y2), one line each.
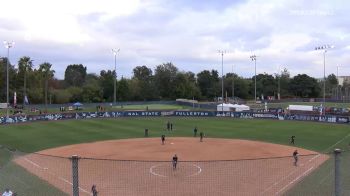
1 118 350 195
0 118 349 153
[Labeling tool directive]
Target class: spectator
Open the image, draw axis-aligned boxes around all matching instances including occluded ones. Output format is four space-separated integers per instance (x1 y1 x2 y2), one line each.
2 188 13 196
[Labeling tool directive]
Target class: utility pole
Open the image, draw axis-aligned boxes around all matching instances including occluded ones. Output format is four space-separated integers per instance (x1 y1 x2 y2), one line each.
218 50 227 114
4 41 15 121
278 65 281 100
112 49 120 106
250 55 257 102
232 64 234 103
315 44 334 115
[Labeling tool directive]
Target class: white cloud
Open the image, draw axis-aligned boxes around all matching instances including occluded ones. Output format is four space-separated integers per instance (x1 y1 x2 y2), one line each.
0 0 349 79
0 0 142 44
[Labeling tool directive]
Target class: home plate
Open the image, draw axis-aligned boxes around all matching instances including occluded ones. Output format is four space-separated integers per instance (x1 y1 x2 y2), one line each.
170 142 174 144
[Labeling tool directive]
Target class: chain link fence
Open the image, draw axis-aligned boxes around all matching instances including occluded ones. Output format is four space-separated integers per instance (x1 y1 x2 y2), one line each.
1 147 349 196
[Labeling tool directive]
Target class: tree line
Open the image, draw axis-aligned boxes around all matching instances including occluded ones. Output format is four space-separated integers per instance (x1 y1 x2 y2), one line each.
0 56 347 104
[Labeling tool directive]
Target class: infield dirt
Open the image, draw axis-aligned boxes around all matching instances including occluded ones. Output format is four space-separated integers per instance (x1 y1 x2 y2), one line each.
15 138 328 196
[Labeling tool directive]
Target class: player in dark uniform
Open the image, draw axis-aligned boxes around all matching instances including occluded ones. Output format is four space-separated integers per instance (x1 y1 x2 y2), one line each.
193 127 198 137
170 123 173 131
144 128 149 137
161 135 165 145
167 121 170 131
172 154 178 169
199 132 204 142
91 184 98 196
293 150 298 166
290 136 295 145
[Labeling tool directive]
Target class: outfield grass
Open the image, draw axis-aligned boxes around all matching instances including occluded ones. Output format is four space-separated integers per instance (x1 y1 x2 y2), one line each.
0 153 67 196
0 118 349 153
1 118 350 195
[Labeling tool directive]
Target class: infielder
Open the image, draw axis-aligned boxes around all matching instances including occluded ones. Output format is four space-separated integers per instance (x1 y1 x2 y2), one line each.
172 154 178 169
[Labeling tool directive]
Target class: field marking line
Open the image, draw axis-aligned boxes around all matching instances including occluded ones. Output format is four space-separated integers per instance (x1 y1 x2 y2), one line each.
188 164 202 177
308 154 321 162
149 163 202 177
261 154 320 195
150 164 167 177
319 172 331 185
23 157 90 195
324 131 350 152
24 158 41 168
274 166 314 195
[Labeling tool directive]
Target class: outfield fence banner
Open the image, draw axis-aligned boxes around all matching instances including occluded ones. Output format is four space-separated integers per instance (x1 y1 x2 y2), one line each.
1 147 350 196
1 111 349 125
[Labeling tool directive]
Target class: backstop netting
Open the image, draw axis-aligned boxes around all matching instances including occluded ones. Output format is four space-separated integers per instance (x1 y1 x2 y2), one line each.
0 147 68 195
3 149 349 196
285 150 350 196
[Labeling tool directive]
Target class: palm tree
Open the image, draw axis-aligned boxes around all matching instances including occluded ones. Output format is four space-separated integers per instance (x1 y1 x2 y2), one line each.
39 62 55 112
18 56 34 106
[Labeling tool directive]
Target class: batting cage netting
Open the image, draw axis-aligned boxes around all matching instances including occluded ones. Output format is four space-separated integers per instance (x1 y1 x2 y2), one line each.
1 148 350 196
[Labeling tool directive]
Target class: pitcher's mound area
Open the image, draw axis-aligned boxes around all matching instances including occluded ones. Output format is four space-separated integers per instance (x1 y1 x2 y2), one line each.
15 138 327 196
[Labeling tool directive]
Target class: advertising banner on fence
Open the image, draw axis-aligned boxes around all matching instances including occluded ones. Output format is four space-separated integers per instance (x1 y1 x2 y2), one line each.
0 111 349 125
175 111 214 116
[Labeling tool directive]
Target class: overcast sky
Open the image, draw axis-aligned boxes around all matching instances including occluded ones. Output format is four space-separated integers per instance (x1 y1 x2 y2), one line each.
1 0 349 79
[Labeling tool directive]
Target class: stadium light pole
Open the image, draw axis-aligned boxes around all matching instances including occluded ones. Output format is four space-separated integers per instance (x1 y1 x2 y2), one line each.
112 49 120 106
232 64 234 103
315 44 334 115
4 41 15 121
218 50 226 114
277 65 282 100
336 65 342 100
250 55 257 102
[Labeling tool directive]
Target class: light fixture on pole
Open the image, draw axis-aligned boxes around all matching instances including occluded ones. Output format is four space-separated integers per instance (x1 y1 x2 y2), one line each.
3 41 15 122
112 48 120 106
315 44 334 115
250 54 257 102
218 50 226 114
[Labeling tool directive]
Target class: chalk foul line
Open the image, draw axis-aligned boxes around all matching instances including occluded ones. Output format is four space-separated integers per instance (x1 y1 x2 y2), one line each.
275 166 314 195
23 157 90 195
261 154 320 195
324 131 350 152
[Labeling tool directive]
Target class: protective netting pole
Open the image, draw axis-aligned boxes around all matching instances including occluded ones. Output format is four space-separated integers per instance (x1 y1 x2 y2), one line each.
334 149 341 196
71 155 80 196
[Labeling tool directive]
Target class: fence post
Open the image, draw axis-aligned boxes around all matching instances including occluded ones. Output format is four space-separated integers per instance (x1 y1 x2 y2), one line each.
334 149 341 196
71 155 80 196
